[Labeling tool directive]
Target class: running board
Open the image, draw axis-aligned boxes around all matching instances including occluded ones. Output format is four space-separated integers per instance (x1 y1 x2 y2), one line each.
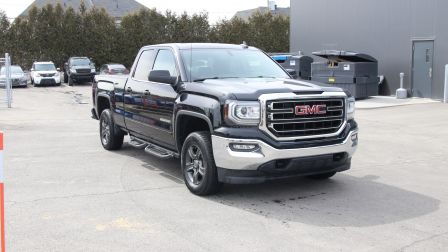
129 136 177 159
144 144 174 159
128 137 147 149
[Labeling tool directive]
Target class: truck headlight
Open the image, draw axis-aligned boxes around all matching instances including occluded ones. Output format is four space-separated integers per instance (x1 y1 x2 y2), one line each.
346 97 355 120
35 73 41 77
70 69 76 74
225 101 260 125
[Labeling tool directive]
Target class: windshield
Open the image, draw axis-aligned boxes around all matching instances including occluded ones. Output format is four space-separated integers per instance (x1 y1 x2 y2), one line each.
110 65 128 73
181 48 289 82
35 64 56 71
1 66 24 75
109 64 126 70
70 58 91 66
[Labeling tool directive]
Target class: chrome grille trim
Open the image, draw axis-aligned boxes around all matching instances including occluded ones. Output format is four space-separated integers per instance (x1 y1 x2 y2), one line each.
258 92 348 141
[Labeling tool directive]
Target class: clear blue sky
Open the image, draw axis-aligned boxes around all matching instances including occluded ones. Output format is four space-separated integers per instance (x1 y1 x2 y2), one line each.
1 0 290 23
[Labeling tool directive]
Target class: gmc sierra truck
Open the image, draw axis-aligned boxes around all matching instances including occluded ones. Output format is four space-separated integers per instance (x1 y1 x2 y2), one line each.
92 43 358 195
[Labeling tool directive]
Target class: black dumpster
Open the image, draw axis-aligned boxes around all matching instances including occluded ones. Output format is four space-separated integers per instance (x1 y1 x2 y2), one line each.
271 53 314 80
311 50 379 99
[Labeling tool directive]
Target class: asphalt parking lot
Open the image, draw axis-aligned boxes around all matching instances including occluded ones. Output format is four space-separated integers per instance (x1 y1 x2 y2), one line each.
1 84 448 251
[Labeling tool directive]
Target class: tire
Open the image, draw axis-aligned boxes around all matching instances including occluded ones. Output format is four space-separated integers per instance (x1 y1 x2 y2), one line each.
307 172 337 180
181 131 221 195
64 72 68 83
99 109 124 150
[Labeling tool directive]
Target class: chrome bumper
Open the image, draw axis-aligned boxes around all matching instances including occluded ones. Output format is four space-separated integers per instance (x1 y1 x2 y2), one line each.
212 130 358 171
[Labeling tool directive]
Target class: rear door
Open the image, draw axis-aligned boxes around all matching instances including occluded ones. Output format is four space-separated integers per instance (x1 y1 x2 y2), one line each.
123 49 157 139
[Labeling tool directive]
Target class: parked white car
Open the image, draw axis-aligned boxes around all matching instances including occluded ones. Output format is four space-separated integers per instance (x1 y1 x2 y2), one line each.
30 61 61 86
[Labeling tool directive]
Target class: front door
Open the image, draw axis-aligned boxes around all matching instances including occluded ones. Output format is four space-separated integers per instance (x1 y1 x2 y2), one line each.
144 48 179 149
123 48 178 150
123 49 156 139
412 40 434 98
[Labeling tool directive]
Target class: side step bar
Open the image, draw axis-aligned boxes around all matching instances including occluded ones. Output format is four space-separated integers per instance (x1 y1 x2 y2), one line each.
145 144 174 159
128 137 147 149
128 136 178 159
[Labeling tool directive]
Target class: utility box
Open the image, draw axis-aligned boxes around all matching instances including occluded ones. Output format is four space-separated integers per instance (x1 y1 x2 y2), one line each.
311 50 379 99
271 53 314 80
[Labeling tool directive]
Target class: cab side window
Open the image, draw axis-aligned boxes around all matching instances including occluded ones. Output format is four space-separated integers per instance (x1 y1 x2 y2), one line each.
133 49 155 81
152 49 178 77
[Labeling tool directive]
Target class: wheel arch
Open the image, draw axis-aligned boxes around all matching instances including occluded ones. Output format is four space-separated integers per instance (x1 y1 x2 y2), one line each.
96 94 111 117
175 110 214 152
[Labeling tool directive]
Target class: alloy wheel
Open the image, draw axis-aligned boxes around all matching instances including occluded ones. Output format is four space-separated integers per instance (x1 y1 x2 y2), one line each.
185 144 205 186
101 117 110 146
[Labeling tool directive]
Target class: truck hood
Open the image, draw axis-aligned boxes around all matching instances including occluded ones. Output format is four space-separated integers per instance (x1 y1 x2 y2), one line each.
183 78 344 101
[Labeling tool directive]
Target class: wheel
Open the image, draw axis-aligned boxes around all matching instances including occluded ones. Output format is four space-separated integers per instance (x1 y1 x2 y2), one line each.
307 172 337 180
99 109 124 150
181 131 221 195
64 72 68 83
68 76 74 86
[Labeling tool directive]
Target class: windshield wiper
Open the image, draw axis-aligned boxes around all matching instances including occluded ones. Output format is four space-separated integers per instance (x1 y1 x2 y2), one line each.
193 77 239 82
247 76 277 78
193 77 219 82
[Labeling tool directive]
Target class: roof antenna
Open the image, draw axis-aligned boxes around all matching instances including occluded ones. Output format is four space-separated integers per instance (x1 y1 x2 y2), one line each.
241 41 249 49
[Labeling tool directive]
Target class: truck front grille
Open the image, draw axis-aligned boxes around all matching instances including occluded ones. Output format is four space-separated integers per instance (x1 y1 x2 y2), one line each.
76 69 91 74
266 98 345 138
41 73 55 77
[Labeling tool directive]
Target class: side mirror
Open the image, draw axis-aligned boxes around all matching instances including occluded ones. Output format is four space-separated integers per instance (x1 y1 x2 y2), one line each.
148 70 177 85
56 68 61 71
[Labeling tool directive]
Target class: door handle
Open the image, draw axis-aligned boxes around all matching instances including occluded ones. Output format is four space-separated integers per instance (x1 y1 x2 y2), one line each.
126 87 132 93
143 90 151 96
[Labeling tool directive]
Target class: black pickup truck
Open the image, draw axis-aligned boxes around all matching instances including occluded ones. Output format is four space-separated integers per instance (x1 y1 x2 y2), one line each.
92 43 358 195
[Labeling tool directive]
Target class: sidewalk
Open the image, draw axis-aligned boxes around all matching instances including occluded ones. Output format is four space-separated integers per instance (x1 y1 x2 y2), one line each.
356 96 440 109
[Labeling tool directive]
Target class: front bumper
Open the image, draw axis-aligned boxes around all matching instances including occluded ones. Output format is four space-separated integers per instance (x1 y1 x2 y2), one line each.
71 73 95 81
35 76 60 85
13 78 27 86
212 129 358 184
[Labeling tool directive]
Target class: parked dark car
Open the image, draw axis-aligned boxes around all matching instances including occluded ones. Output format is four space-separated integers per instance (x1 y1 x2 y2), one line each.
99 64 129 75
63 57 96 86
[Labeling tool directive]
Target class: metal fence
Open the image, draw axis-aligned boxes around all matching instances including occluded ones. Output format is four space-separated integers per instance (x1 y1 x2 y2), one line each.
0 54 12 108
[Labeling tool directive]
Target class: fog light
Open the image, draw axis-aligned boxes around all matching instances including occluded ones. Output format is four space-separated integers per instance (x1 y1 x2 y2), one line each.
351 133 358 141
230 143 259 151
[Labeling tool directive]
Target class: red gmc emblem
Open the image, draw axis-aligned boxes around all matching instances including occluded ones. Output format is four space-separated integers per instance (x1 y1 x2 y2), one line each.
295 104 327 115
